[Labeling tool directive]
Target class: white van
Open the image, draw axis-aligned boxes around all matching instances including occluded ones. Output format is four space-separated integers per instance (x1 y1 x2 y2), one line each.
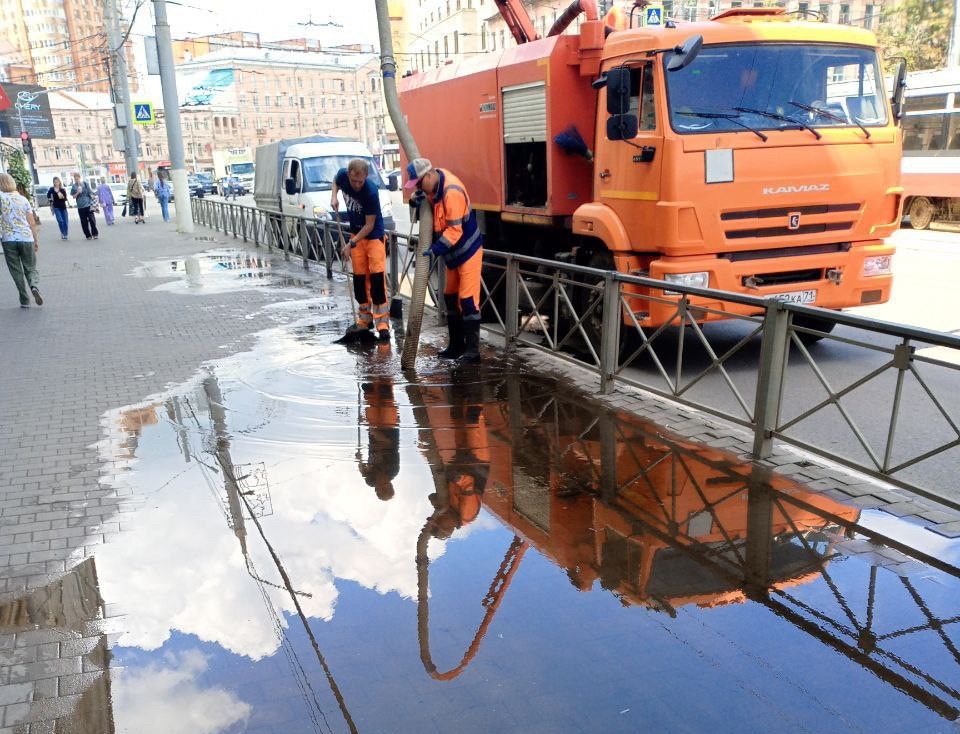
254 138 395 229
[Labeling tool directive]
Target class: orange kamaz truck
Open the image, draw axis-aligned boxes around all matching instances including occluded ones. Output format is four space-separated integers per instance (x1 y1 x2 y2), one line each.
399 2 905 328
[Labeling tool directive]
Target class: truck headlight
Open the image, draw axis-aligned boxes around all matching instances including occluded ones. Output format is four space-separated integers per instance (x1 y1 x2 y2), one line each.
862 255 892 277
663 271 709 294
312 206 330 220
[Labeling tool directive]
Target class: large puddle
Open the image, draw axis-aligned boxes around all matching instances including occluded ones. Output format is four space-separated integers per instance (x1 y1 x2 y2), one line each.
26 297 960 732
131 248 315 295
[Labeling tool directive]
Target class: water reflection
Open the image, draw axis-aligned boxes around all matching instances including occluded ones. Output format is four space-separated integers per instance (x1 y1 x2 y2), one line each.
86 320 960 732
131 249 312 294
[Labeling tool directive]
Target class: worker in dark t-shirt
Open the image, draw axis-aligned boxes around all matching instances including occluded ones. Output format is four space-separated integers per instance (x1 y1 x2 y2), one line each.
331 159 389 340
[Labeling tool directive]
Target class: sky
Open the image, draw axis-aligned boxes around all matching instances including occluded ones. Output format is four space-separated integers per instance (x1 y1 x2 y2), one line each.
130 0 381 49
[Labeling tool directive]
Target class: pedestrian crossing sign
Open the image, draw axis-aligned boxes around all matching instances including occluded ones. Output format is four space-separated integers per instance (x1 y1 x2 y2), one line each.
132 102 154 125
644 4 664 26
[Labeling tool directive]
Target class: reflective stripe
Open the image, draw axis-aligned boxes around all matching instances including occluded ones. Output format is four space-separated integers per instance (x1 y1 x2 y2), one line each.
446 217 464 226
448 227 481 261
436 236 453 250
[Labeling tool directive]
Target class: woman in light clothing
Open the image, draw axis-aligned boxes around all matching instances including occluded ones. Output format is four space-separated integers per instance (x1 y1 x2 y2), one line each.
97 179 116 225
0 173 42 308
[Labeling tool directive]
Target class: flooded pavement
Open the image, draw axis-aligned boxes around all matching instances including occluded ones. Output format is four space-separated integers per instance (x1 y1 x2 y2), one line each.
130 248 314 295
19 289 960 733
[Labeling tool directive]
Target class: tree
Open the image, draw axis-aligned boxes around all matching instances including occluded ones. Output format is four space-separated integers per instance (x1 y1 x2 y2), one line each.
6 150 32 199
876 0 954 71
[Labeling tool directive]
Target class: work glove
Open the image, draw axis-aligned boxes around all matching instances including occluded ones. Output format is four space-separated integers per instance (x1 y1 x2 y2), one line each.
423 240 447 258
409 190 425 222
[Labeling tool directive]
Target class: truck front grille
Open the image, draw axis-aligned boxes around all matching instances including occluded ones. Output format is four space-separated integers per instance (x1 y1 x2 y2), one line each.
720 203 860 221
726 221 853 240
743 269 823 287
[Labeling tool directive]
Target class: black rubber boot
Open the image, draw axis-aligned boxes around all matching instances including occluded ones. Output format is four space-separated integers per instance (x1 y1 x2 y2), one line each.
460 320 481 364
438 315 465 359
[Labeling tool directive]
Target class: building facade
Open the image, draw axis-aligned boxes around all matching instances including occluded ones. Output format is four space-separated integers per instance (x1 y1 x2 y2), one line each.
0 0 136 93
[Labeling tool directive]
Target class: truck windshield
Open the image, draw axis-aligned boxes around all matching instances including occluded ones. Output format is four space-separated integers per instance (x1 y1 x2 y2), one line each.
300 156 386 191
231 162 253 175
665 44 887 135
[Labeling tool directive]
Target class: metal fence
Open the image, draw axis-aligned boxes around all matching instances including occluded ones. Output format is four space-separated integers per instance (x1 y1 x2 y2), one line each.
191 198 960 508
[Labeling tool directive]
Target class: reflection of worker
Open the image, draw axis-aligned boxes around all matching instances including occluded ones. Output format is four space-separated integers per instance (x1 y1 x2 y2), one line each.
406 158 484 363
358 374 400 501
331 159 390 340
424 382 490 538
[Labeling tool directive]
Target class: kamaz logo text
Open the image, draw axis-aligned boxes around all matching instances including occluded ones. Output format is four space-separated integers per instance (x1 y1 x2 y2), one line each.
762 184 830 195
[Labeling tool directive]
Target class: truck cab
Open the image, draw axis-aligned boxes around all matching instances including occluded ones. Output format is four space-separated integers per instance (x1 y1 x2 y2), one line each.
280 141 396 230
577 10 901 323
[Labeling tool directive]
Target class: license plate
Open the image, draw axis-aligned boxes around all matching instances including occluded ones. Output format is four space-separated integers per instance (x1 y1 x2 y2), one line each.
771 289 817 305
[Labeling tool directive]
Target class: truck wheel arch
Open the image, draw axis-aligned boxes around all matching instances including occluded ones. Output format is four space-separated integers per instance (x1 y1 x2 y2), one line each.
572 203 631 252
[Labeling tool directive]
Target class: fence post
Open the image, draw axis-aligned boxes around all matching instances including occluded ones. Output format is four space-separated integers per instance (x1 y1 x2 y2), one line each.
300 219 310 267
752 300 791 458
599 274 621 394
241 208 248 242
280 217 291 260
504 256 519 349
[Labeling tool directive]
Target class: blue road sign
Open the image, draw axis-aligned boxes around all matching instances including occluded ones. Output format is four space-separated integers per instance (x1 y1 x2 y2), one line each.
132 102 154 125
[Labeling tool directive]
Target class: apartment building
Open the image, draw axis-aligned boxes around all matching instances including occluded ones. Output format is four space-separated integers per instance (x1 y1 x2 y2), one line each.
0 0 136 93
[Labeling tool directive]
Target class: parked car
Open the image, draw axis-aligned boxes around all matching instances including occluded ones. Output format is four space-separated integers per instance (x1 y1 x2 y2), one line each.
195 173 217 195
186 176 206 198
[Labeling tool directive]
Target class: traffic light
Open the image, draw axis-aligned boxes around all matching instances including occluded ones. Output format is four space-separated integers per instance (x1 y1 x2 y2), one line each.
20 131 32 157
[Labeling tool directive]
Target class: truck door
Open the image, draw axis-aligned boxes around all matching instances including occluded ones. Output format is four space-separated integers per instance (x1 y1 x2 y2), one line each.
281 158 303 218
597 63 664 248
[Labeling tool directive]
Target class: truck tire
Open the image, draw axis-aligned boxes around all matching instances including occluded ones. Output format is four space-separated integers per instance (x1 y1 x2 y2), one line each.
908 197 935 230
792 312 838 344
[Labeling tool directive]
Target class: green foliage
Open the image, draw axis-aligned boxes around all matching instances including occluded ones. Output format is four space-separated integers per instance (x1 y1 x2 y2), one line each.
876 0 953 71
6 150 31 197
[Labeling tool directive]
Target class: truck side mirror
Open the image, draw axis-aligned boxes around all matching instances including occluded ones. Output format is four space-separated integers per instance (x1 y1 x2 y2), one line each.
284 177 298 196
889 57 907 124
605 66 631 115
667 34 703 72
607 114 638 141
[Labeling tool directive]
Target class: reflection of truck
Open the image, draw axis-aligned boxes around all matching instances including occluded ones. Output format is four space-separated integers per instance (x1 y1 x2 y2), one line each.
253 136 395 228
400 4 904 330
212 147 255 191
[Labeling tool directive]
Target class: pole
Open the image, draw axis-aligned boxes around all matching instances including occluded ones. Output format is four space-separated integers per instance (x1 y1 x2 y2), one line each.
104 0 139 179
153 0 194 233
949 0 960 68
374 0 433 370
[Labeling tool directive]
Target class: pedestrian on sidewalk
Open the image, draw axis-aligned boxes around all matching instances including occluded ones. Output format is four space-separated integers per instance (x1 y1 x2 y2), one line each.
47 177 69 239
154 173 171 222
70 173 99 240
127 173 145 224
96 179 116 225
406 157 484 363
331 158 390 340
0 173 43 308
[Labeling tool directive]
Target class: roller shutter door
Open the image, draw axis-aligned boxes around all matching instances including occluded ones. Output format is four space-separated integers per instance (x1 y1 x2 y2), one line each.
502 82 547 144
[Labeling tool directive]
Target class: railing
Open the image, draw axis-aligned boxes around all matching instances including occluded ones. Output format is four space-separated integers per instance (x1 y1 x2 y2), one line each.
191 198 960 508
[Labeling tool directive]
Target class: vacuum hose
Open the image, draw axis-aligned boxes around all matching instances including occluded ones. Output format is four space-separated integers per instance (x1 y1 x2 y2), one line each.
548 0 599 36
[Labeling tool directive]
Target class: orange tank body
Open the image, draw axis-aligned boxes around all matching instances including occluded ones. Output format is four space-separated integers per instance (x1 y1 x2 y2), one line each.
399 9 901 326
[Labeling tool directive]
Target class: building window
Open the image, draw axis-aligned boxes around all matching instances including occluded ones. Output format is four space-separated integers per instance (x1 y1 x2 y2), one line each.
454 31 459 53
864 4 874 27
839 3 850 22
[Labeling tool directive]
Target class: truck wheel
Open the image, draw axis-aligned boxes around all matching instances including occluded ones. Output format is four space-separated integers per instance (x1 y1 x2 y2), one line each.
563 249 616 357
908 197 934 230
792 312 838 344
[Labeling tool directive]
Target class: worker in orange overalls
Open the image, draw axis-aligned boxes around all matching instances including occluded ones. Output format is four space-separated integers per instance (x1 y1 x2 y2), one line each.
406 157 484 363
422 380 490 538
357 370 400 501
332 158 390 340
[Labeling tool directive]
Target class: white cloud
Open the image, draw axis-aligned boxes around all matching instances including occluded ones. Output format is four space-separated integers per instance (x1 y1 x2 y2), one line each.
112 649 252 734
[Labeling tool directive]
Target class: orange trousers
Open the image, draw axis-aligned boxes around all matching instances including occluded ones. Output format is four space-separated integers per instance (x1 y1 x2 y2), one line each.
442 246 483 321
350 237 388 331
